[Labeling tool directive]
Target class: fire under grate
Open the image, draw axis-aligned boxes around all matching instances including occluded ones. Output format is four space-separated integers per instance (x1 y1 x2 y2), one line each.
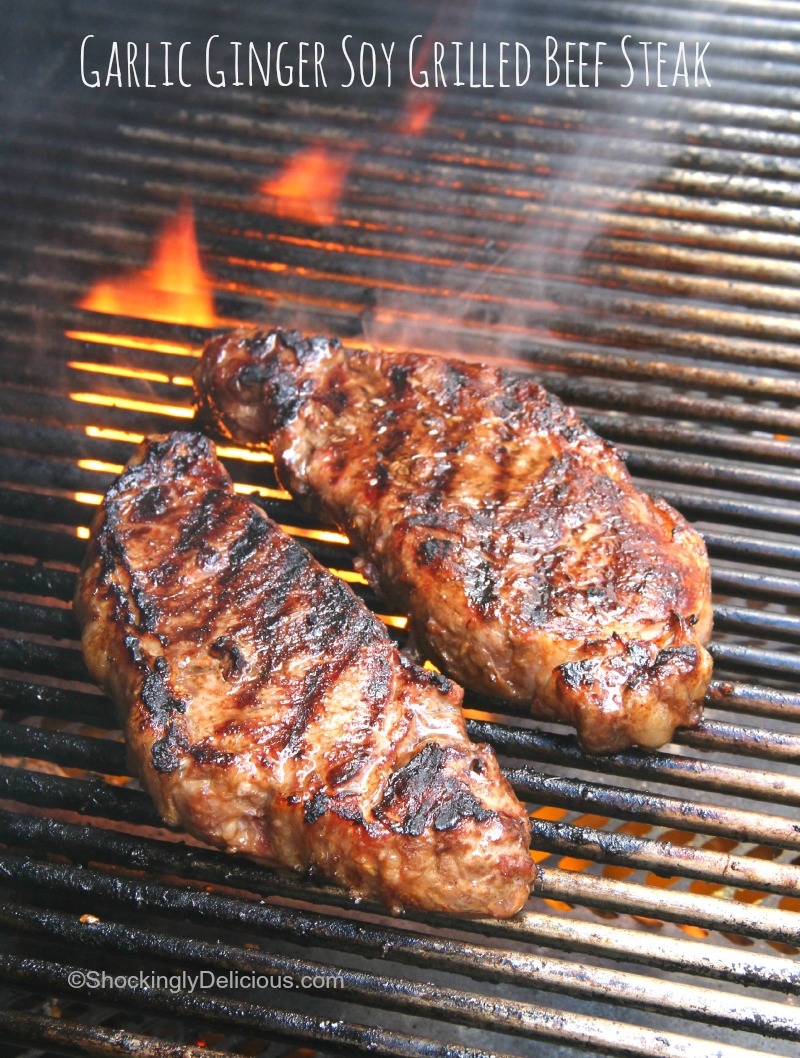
0 1 799 1056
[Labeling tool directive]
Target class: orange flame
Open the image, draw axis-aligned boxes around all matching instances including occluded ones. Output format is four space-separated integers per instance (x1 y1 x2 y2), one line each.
258 147 351 226
396 3 454 137
397 31 441 137
79 202 218 326
396 1 476 137
397 93 441 137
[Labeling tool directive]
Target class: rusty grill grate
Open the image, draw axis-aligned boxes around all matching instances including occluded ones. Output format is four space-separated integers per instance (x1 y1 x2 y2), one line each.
0 0 799 1055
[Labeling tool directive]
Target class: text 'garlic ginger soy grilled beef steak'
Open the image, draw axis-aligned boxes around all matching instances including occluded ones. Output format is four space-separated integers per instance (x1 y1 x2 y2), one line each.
74 432 534 917
196 329 714 754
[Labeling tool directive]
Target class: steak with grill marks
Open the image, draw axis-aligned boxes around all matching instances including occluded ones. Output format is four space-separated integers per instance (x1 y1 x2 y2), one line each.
74 432 534 917
195 328 714 753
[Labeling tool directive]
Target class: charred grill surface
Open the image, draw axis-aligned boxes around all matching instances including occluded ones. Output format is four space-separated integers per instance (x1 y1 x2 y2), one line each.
73 432 534 918
196 329 713 753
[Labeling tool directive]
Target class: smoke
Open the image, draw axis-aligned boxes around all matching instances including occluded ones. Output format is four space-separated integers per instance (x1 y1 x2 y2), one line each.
359 2 731 363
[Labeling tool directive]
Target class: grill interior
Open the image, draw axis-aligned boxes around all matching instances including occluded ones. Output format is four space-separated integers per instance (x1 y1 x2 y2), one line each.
1 1 799 1055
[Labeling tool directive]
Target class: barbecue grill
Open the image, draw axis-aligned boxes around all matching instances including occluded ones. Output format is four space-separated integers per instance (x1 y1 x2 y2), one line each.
1 0 799 1055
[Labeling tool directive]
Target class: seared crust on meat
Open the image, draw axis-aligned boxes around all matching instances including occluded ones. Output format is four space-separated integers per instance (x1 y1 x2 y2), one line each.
196 329 713 753
73 432 534 917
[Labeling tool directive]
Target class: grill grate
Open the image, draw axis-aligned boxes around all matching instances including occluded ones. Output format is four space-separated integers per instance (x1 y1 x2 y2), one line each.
1 1 799 1055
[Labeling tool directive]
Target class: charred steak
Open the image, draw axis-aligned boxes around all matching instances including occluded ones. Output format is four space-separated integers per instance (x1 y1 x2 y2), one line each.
196 329 713 753
74 432 534 917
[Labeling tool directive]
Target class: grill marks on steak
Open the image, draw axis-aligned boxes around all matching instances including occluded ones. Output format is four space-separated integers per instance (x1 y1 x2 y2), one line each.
74 432 534 917
195 328 714 753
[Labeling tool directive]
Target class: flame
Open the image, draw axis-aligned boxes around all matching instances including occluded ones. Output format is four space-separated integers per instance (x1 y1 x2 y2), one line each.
680 924 709 939
258 147 351 226
396 16 443 136
70 392 195 419
85 426 144 444
328 568 368 585
233 482 291 501
77 458 124 475
79 202 218 326
68 361 193 387
66 331 202 358
216 445 274 464
395 2 474 136
397 93 440 137
279 524 349 546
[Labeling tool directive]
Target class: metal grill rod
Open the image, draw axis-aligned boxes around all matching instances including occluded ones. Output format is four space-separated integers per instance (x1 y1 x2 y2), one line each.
524 815 800 898
13 80 800 202
2 897 799 1045
4 464 798 615
10 150 800 293
8 334 797 474
468 720 800 803
0 814 797 994
712 606 800 645
532 865 797 942
5 717 800 906
1 718 799 854
585 414 800 468
20 231 800 392
3 549 800 666
708 642 800 681
0 954 770 1058
10 96 800 224
0 807 796 948
710 567 800 605
10 125 800 357
5 516 800 650
673 718 800 761
2 854 799 1045
4 509 800 638
5 319 800 441
706 682 800 723
0 1010 232 1058
0 570 792 695
3 662 800 815
6 426 800 549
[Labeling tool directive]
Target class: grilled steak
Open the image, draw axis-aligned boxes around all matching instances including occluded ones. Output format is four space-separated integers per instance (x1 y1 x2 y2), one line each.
74 432 534 917
196 329 714 753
